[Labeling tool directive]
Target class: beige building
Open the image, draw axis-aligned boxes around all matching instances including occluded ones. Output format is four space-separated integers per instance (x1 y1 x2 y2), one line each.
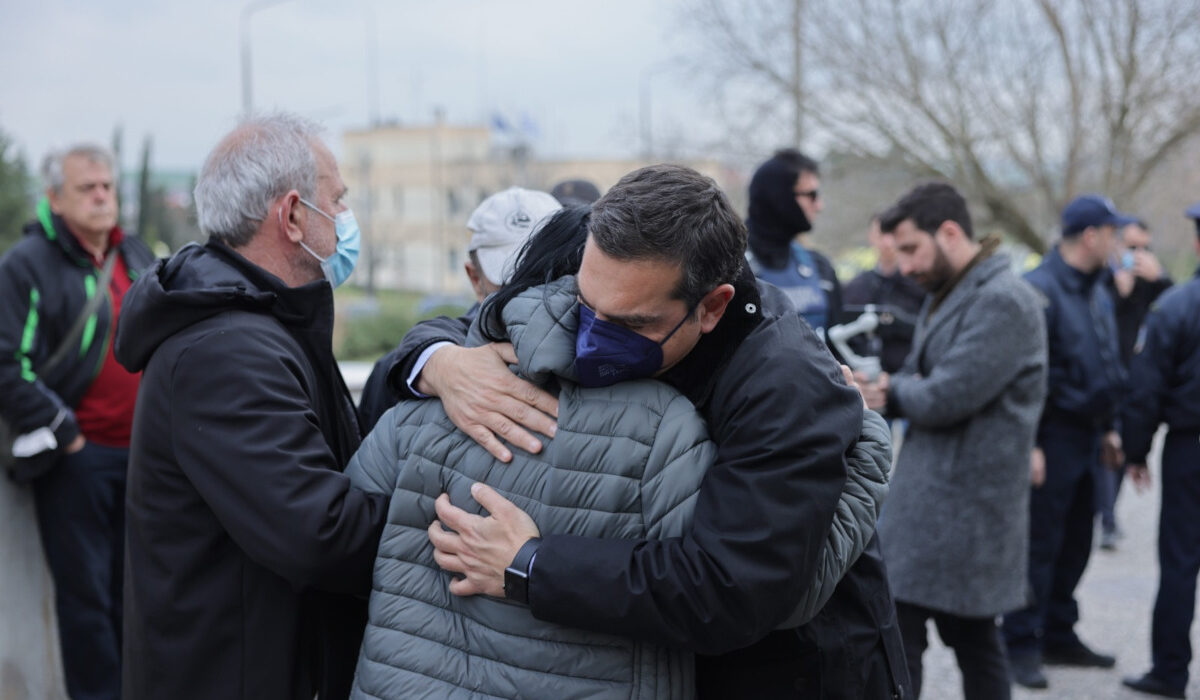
341 121 735 295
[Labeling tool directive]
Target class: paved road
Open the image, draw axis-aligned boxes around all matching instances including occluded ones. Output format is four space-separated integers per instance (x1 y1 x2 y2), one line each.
919 431 1200 699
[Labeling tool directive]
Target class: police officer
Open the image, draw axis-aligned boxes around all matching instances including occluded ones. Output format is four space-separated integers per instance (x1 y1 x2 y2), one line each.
1003 194 1131 689
1121 203 1200 699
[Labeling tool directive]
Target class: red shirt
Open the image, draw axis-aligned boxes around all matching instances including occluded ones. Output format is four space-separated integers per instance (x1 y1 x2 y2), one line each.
73 229 142 447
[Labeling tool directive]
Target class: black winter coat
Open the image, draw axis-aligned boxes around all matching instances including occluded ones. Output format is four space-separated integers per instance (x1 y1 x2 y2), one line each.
1105 271 1172 366
114 241 388 700
1122 268 1200 463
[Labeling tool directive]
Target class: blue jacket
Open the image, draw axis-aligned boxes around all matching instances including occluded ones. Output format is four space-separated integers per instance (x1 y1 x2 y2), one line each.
1121 268 1200 463
1024 246 1126 435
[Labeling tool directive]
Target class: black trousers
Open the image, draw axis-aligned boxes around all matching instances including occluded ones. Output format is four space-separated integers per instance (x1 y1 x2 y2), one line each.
1149 430 1200 691
34 442 127 700
897 601 1011 700
1004 420 1099 654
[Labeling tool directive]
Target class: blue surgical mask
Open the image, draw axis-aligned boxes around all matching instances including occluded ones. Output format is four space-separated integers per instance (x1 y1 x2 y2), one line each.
298 198 360 288
574 303 693 388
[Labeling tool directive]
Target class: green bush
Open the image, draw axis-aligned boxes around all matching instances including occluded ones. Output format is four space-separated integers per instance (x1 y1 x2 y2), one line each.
337 297 469 362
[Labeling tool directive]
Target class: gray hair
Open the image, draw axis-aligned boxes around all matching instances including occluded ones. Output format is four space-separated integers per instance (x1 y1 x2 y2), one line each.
194 113 324 247
42 144 116 193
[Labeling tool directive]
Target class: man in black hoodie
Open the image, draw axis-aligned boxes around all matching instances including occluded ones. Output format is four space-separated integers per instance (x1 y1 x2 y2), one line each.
746 149 843 337
114 114 388 700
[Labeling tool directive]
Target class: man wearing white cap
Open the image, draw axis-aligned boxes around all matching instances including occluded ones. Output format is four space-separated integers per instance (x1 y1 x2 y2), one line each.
357 187 560 430
464 187 563 298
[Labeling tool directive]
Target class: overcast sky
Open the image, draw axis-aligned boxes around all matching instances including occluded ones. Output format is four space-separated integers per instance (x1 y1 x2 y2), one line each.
1 0 705 173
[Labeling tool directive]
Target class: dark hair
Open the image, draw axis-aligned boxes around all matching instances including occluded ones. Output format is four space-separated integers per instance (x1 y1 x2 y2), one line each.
881 182 974 239
480 206 591 342
876 205 903 233
588 164 746 308
772 148 820 177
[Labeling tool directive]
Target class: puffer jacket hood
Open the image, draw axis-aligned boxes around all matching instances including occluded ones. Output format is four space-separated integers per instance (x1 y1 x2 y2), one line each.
747 153 811 269
116 240 331 373
468 275 582 384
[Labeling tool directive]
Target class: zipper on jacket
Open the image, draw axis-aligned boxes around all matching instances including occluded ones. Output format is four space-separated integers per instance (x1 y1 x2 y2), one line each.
19 288 40 382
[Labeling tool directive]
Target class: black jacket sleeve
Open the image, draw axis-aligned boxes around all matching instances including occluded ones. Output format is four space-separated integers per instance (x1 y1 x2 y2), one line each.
386 314 473 401
0 249 81 447
169 326 388 595
528 316 856 654
357 347 404 431
1121 301 1175 463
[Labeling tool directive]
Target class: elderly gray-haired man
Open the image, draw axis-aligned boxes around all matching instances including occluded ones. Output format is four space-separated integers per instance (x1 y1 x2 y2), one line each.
0 143 154 700
114 114 388 700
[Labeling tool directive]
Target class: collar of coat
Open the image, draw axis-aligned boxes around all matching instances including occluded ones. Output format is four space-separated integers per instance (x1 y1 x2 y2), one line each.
1044 243 1104 294
660 263 765 411
927 235 1001 316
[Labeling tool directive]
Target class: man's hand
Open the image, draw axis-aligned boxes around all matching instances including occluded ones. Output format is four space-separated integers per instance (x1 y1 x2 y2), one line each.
1030 447 1046 488
65 434 86 454
853 371 890 412
416 343 558 462
1127 463 1151 494
840 365 868 409
1132 250 1164 282
428 483 541 598
1101 430 1124 470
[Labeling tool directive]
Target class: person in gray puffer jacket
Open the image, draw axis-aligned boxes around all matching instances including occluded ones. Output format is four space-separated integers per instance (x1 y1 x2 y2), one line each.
345 265 892 699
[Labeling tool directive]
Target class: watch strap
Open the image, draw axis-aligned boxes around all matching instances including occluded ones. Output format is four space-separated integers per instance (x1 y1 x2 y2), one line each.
503 537 542 604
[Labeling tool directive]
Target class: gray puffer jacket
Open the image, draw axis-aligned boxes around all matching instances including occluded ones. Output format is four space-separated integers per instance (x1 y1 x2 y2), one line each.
346 277 891 700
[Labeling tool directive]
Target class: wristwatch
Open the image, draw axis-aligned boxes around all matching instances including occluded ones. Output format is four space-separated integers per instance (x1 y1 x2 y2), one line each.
503 537 542 605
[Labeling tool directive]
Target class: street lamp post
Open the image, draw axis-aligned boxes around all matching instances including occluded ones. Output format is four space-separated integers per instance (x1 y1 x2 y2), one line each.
240 0 293 117
638 62 674 162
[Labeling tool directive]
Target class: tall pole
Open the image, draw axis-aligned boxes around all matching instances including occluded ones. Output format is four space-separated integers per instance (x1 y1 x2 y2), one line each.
364 2 380 127
791 0 805 148
638 62 673 162
240 0 293 117
639 71 652 162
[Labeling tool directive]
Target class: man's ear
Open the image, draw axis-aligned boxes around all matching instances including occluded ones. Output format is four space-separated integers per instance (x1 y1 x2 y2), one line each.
46 187 62 214
697 283 736 334
277 190 304 244
464 260 488 302
934 220 964 246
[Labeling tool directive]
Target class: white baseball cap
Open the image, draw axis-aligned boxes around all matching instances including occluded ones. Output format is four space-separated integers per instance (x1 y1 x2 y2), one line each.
468 187 562 285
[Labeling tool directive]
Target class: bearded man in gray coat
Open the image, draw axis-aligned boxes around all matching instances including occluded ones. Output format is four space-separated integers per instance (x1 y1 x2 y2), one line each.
859 183 1048 700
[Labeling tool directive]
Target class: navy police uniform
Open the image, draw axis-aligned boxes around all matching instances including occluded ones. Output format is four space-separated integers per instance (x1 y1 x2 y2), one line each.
1004 245 1127 657
1122 252 1200 694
